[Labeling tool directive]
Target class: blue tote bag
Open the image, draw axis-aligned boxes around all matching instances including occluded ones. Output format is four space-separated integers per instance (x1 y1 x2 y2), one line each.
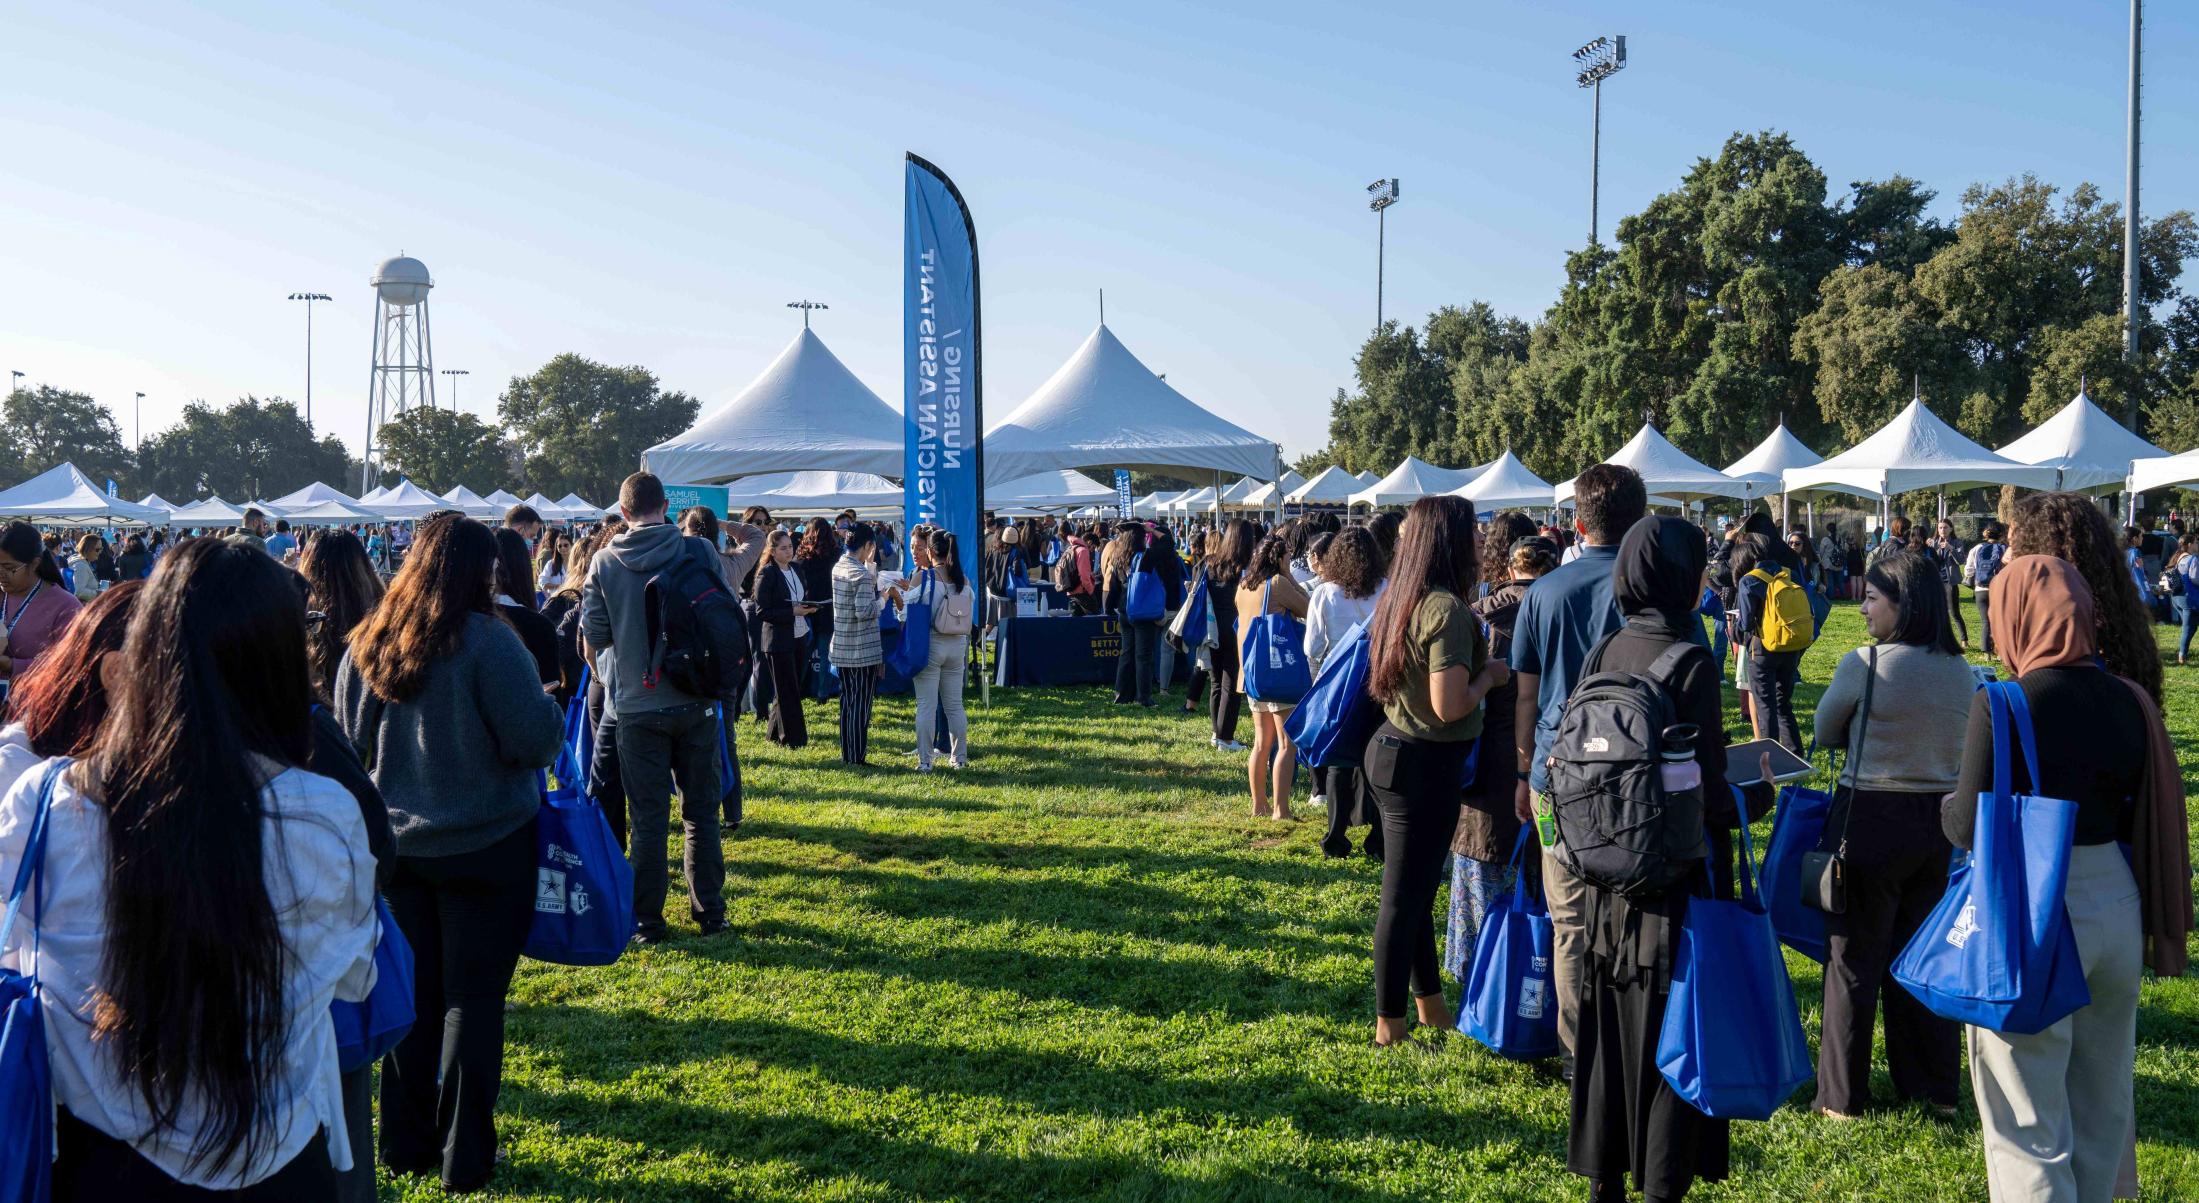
1761 751 1836 964
1656 817 1815 1120
1 760 67 1203
1892 682 2088 1035
524 774 636 966
331 897 416 1072
1241 581 1311 703
1458 828 1561 1060
1168 571 1209 649
1284 622 1380 767
552 666 595 791
1123 553 1166 622
884 571 935 680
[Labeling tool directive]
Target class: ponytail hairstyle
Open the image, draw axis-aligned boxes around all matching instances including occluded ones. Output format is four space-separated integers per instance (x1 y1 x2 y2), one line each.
91 537 315 1175
0 520 64 585
1367 495 1478 702
927 529 967 592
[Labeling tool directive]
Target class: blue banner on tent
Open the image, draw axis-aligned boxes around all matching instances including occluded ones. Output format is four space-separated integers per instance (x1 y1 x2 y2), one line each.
661 483 730 519
903 155 983 583
1115 469 1133 518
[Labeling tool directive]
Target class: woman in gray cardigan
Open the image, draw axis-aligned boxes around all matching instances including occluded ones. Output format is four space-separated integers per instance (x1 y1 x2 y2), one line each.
335 514 563 1193
1807 551 1976 1120
828 523 905 765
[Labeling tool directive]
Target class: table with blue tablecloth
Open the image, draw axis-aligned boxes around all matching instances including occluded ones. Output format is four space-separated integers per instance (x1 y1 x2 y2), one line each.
996 614 1120 687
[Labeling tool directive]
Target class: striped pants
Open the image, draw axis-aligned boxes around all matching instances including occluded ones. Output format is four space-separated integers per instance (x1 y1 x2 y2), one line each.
838 663 879 765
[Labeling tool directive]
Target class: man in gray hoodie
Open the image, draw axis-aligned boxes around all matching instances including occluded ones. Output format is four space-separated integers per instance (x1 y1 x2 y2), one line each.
580 471 730 942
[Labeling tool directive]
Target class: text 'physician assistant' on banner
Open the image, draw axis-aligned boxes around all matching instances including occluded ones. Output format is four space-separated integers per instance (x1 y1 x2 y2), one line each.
903 154 983 586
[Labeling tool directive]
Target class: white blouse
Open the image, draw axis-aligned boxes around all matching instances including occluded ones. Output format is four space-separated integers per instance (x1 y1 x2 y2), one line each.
0 758 379 1188
781 565 810 640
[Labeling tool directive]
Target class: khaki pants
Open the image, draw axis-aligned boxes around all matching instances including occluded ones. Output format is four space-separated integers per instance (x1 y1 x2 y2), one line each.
1534 791 1590 1058
1968 843 2140 1203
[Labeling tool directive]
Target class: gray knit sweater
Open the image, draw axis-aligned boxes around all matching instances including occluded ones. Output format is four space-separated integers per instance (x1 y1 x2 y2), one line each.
1812 641 1977 793
335 611 566 858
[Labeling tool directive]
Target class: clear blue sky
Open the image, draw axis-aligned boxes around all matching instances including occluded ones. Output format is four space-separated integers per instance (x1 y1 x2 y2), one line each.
3 0 2192 466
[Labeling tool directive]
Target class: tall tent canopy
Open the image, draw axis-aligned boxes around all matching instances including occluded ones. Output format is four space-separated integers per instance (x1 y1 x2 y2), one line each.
984 324 1281 482
2130 448 2199 495
1353 470 1381 487
736 471 901 515
1721 424 1824 498
282 498 384 526
484 489 526 509
1452 451 1555 513
371 480 451 520
169 495 248 526
1165 486 1220 514
1349 456 1487 508
1219 476 1262 506
440 484 503 519
1133 489 1186 518
357 483 393 505
1782 396 2059 497
641 327 903 484
136 493 178 512
523 493 569 521
269 481 361 511
554 493 608 519
987 470 1114 514
1555 424 1752 503
0 464 170 527
1994 388 2169 493
1286 464 1362 505
1242 470 1305 508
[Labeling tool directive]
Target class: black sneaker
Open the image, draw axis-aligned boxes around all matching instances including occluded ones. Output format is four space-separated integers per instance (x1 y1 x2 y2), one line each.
698 918 730 937
630 928 670 947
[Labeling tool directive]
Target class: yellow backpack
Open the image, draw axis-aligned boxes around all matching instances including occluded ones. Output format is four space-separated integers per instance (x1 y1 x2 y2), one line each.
1748 566 1816 653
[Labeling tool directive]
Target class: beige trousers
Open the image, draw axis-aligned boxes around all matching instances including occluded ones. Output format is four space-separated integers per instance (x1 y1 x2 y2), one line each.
1537 793 1591 1058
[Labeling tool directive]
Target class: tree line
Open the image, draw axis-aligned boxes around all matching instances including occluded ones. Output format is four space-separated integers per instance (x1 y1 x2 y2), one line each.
0 353 699 505
1305 130 2199 484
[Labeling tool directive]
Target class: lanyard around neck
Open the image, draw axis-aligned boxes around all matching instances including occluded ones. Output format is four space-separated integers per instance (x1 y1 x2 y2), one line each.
3 581 42 633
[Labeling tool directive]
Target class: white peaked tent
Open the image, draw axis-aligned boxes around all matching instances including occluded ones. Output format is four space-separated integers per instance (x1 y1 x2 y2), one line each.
1165 486 1220 514
1722 424 1830 499
1354 470 1381 487
370 480 450 520
642 327 903 484
169 495 247 526
1219 476 1262 507
439 485 503 520
2130 449 2199 496
1286 465 1362 505
484 489 525 509
1350 456 1487 508
985 324 1281 483
1782 397 2059 500
269 482 361 511
1242 470 1306 509
987 470 1114 514
1133 489 1185 518
357 483 393 505
736 471 900 515
1995 389 2168 493
554 493 608 520
1556 425 1752 504
137 493 177 512
1453 451 1555 513
282 499 383 526
522 493 568 521
0 464 169 526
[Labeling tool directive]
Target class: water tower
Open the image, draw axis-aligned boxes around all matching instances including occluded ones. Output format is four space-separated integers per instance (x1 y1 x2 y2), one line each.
361 254 437 493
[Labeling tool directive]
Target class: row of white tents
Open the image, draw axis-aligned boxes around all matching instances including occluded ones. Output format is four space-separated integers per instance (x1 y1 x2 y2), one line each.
0 467 616 529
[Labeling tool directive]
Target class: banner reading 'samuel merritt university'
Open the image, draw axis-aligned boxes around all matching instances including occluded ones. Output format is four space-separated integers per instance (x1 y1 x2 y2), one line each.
903 154 982 585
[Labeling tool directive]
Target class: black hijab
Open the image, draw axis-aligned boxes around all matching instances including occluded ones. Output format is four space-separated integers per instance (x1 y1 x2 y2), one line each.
1613 515 1709 634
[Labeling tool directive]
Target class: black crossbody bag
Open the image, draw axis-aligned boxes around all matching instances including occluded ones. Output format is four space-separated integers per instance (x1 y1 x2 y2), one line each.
1801 645 1874 914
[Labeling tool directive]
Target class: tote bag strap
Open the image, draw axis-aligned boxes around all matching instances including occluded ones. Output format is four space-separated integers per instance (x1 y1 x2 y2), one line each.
1988 680 2042 791
1705 790 1764 906
1821 646 1877 856
0 757 71 957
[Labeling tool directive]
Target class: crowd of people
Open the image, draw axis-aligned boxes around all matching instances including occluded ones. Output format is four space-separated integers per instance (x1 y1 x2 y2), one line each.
0 467 2190 1200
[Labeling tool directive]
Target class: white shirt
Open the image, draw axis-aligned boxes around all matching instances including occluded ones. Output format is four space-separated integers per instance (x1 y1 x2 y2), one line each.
538 561 567 591
0 759 379 1188
781 564 810 639
1304 579 1384 677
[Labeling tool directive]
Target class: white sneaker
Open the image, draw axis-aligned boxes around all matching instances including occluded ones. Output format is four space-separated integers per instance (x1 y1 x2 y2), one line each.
1310 793 1328 811
1212 738 1247 752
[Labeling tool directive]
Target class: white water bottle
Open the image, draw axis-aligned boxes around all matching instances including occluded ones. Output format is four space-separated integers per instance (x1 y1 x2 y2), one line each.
1660 723 1702 794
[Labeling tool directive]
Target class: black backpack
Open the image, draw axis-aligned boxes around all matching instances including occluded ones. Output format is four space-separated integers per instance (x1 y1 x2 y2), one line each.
643 537 752 701
1546 637 1709 899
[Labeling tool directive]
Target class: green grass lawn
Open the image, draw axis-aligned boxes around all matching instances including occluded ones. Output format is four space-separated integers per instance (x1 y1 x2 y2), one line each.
384 596 2199 1201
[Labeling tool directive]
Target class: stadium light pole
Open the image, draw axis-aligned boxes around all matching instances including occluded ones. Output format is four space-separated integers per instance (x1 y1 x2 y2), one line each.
1573 35 1628 246
134 392 145 451
440 368 469 413
2122 0 2142 428
288 291 331 431
787 299 829 328
1367 179 1398 331
7 370 21 397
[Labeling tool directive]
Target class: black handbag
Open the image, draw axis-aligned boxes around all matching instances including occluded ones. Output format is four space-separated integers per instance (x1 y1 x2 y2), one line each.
1801 646 1874 914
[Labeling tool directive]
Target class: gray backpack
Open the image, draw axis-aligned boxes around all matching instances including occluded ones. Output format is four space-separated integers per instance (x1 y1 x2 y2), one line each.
1546 637 1709 899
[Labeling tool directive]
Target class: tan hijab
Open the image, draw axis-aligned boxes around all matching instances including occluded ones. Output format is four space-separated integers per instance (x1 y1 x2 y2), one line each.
1992 554 2190 976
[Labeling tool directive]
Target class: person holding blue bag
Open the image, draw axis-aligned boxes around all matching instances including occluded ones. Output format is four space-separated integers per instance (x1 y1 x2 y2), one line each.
1802 551 1972 1121
1929 556 2189 1201
2 538 380 1199
1567 515 1774 1203
1103 526 1180 708
1235 535 1310 822
338 515 564 1194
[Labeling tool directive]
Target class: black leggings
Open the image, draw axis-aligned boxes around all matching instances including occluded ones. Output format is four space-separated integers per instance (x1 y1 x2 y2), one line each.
1747 645 1804 754
1210 649 1243 743
54 1110 333 1200
1364 723 1467 1018
1943 581 1968 642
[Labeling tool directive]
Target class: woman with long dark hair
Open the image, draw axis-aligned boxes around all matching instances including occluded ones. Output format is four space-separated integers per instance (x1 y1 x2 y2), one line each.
491 526 559 687
796 517 842 698
908 529 975 770
1808 551 1972 1119
0 518 81 680
337 515 563 1193
1103 524 1179 708
1235 533 1308 820
2007 492 2164 704
1308 526 1386 859
298 529 385 698
1203 518 1260 749
0 538 378 1197
828 522 900 765
1361 496 1511 1048
0 580 142 797
750 528 813 748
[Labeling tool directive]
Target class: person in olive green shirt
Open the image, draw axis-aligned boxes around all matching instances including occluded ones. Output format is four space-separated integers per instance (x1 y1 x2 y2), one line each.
1363 497 1513 1049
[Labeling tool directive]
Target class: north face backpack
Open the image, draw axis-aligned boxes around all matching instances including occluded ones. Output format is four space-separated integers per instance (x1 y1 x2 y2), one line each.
1546 638 1709 900
1747 567 1816 653
644 537 753 700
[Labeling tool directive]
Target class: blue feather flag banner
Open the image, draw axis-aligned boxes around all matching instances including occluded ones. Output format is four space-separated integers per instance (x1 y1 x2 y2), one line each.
904 155 983 585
